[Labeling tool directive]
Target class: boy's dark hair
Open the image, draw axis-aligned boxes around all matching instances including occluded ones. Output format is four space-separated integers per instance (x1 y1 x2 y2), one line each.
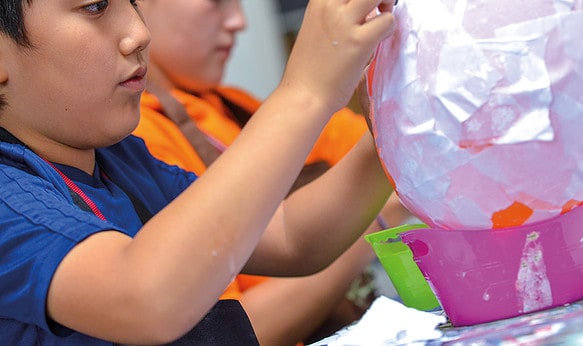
0 0 31 46
0 0 32 111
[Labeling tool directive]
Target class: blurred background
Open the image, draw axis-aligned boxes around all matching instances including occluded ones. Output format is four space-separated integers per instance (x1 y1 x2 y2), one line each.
224 0 366 113
224 0 308 100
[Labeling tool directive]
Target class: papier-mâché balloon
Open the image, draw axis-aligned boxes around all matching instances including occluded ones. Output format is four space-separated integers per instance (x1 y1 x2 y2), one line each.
370 0 583 229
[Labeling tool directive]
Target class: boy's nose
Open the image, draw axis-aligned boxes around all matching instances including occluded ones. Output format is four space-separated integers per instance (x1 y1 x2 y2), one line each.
119 6 151 56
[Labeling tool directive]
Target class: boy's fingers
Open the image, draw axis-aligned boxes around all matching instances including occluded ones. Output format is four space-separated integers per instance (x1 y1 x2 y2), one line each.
362 10 396 41
348 0 396 43
377 0 395 14
344 0 389 23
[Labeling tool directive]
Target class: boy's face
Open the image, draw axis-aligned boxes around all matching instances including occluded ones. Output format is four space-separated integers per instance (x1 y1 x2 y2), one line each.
0 0 150 149
141 0 245 92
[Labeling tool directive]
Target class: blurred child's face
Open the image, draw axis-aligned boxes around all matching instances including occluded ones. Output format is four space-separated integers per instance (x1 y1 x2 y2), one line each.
0 0 150 149
141 0 246 92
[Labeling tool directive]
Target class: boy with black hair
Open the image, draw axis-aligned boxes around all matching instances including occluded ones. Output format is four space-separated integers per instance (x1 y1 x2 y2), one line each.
0 0 395 344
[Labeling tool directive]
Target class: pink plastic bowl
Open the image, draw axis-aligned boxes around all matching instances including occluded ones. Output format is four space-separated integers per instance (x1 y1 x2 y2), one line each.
401 206 583 326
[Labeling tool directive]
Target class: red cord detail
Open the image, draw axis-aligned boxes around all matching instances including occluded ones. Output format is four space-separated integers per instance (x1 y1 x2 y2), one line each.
45 161 107 221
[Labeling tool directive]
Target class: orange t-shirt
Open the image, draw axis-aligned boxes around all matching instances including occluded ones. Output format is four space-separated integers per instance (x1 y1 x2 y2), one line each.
134 86 368 299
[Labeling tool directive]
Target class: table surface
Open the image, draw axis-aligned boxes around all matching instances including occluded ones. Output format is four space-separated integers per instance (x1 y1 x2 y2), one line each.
430 300 583 345
313 299 583 345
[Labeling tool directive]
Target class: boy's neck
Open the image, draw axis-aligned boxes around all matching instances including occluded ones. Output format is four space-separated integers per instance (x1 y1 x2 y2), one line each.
146 61 217 95
0 124 96 174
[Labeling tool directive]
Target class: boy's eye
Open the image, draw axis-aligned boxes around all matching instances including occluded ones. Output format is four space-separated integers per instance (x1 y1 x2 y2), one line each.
83 0 109 14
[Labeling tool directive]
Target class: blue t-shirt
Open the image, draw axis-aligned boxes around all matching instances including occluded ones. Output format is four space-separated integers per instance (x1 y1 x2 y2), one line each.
0 130 197 345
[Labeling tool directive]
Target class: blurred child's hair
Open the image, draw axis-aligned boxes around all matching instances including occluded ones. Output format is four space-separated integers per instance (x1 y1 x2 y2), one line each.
0 0 32 47
0 0 32 111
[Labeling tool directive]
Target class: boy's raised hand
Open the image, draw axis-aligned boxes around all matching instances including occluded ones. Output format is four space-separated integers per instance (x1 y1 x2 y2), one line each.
281 0 396 115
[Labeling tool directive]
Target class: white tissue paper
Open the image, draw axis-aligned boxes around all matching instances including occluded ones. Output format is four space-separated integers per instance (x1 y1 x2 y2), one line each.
309 296 446 345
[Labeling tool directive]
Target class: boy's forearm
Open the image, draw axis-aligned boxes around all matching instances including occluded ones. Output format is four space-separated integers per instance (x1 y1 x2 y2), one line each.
124 84 341 316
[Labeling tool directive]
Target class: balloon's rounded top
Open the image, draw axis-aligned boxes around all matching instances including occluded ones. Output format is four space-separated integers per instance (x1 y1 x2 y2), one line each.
370 0 583 230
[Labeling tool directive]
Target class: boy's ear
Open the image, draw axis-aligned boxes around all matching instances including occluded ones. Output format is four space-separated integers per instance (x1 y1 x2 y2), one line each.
0 41 9 84
0 63 7 84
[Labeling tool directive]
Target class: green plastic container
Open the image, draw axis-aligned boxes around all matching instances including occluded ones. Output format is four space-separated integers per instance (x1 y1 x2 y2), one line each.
365 224 440 311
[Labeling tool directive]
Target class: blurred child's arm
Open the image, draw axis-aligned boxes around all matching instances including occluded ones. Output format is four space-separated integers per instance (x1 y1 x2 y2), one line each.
247 131 391 275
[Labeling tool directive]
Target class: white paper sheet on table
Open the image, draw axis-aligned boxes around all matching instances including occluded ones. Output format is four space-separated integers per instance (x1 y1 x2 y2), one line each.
309 296 446 346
